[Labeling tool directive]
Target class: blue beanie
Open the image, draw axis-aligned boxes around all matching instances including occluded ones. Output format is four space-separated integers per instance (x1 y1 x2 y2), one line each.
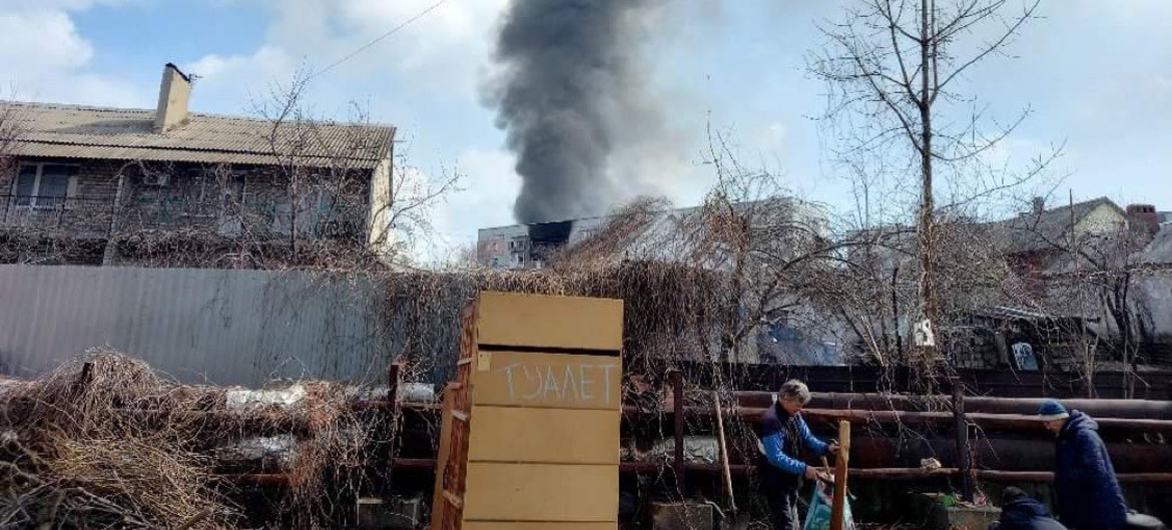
1038 399 1069 421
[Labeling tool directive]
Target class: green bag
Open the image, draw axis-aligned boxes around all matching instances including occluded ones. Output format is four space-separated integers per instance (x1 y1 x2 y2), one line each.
803 482 854 530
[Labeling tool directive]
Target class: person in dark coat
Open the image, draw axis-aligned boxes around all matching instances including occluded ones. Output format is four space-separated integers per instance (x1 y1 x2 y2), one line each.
989 487 1068 530
757 379 839 530
1039 400 1128 530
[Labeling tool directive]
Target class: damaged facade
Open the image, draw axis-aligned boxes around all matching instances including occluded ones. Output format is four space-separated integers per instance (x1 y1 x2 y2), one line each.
0 64 397 267
477 199 829 269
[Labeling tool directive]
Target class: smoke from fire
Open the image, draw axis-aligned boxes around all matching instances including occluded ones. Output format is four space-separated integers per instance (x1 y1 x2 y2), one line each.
487 0 668 224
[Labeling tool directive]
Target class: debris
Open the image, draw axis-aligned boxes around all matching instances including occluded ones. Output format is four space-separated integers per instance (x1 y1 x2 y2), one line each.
344 382 435 404
651 501 715 530
225 384 306 409
921 457 943 471
215 434 299 471
648 436 720 464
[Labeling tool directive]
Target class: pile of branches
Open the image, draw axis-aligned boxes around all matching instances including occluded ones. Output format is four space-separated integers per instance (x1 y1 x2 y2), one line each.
0 349 385 529
378 260 726 384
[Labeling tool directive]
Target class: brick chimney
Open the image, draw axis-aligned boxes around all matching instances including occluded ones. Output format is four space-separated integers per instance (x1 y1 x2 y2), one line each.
1126 203 1160 236
1031 196 1045 215
154 63 191 132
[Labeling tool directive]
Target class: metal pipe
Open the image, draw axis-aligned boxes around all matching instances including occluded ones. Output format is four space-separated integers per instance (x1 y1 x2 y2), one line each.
731 391 1172 420
634 402 1172 433
380 460 1172 484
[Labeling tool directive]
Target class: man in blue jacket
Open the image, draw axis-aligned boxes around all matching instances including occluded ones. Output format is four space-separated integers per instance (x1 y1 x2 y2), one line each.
1039 400 1128 530
989 487 1068 530
757 379 839 530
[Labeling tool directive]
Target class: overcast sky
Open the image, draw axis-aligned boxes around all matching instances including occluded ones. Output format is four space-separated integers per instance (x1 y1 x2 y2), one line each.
2 0 1170 259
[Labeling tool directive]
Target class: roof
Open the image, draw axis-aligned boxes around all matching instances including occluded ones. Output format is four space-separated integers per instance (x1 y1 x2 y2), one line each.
972 305 1087 322
984 197 1122 255
1 101 395 169
1140 225 1172 264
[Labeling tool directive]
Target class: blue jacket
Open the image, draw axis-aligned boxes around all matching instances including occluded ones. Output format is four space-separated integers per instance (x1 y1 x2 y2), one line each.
993 495 1068 530
757 401 829 479
1054 411 1128 530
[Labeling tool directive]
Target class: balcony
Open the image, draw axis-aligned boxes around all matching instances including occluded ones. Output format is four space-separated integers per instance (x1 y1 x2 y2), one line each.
1 194 366 241
0 195 116 237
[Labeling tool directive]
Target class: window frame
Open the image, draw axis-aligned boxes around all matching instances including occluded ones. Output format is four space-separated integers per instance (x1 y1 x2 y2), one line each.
12 162 79 209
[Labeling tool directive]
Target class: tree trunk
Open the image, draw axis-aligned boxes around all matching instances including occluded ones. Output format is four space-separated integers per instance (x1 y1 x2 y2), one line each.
917 0 940 381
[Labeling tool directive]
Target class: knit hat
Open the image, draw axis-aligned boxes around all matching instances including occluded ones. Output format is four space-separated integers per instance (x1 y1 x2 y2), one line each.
1001 486 1029 505
1038 399 1069 422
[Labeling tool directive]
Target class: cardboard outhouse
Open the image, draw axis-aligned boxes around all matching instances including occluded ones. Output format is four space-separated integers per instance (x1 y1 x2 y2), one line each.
431 291 624 530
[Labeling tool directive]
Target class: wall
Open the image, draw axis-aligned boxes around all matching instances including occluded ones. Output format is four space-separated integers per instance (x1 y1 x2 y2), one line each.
1136 229 1172 352
1074 203 1128 236
365 156 394 258
0 265 393 386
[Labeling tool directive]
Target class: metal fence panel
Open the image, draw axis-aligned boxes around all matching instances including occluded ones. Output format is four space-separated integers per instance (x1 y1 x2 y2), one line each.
0 265 392 386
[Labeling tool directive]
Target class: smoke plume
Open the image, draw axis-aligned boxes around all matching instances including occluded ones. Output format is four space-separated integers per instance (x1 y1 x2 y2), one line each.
489 0 667 224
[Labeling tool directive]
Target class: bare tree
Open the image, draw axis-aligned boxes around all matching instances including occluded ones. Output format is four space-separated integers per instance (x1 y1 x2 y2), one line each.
249 69 461 269
810 0 1050 376
0 99 21 170
1011 196 1163 397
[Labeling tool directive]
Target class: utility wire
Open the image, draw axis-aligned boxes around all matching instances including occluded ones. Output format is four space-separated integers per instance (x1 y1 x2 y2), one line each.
311 0 449 80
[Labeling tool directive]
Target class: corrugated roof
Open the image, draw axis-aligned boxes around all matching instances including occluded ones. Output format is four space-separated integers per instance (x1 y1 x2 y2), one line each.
1 101 394 169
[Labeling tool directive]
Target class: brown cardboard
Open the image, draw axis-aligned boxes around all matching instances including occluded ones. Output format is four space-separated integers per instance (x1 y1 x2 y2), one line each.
466 406 620 465
461 462 618 522
476 291 623 350
464 524 615 530
470 351 621 410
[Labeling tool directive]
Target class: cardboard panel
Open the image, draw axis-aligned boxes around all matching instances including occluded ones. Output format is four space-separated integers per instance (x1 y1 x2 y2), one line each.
464 524 615 530
461 462 618 522
466 406 619 464
476 291 623 350
471 351 621 410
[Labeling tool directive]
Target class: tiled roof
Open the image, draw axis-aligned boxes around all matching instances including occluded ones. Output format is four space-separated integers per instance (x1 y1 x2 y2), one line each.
983 197 1120 255
1 101 394 169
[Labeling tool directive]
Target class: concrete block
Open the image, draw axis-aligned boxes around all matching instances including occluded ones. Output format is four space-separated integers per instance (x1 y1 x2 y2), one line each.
356 496 423 530
911 493 1001 530
651 501 714 530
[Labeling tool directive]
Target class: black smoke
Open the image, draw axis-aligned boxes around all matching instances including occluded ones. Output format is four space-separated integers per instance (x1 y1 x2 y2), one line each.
489 0 662 224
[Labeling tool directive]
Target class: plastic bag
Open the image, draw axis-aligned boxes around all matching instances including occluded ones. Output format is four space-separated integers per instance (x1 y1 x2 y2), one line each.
803 482 854 530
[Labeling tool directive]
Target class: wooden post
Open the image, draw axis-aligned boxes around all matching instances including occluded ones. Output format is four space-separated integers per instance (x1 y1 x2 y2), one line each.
669 370 686 496
382 362 403 495
953 380 975 501
830 420 851 530
430 384 457 530
387 362 403 406
713 390 736 512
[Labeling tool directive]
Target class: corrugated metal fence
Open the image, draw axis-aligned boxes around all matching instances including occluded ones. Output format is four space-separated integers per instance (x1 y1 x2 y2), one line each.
0 265 392 386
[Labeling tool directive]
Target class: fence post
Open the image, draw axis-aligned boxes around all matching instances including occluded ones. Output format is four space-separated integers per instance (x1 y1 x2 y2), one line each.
669 369 686 496
952 379 975 501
